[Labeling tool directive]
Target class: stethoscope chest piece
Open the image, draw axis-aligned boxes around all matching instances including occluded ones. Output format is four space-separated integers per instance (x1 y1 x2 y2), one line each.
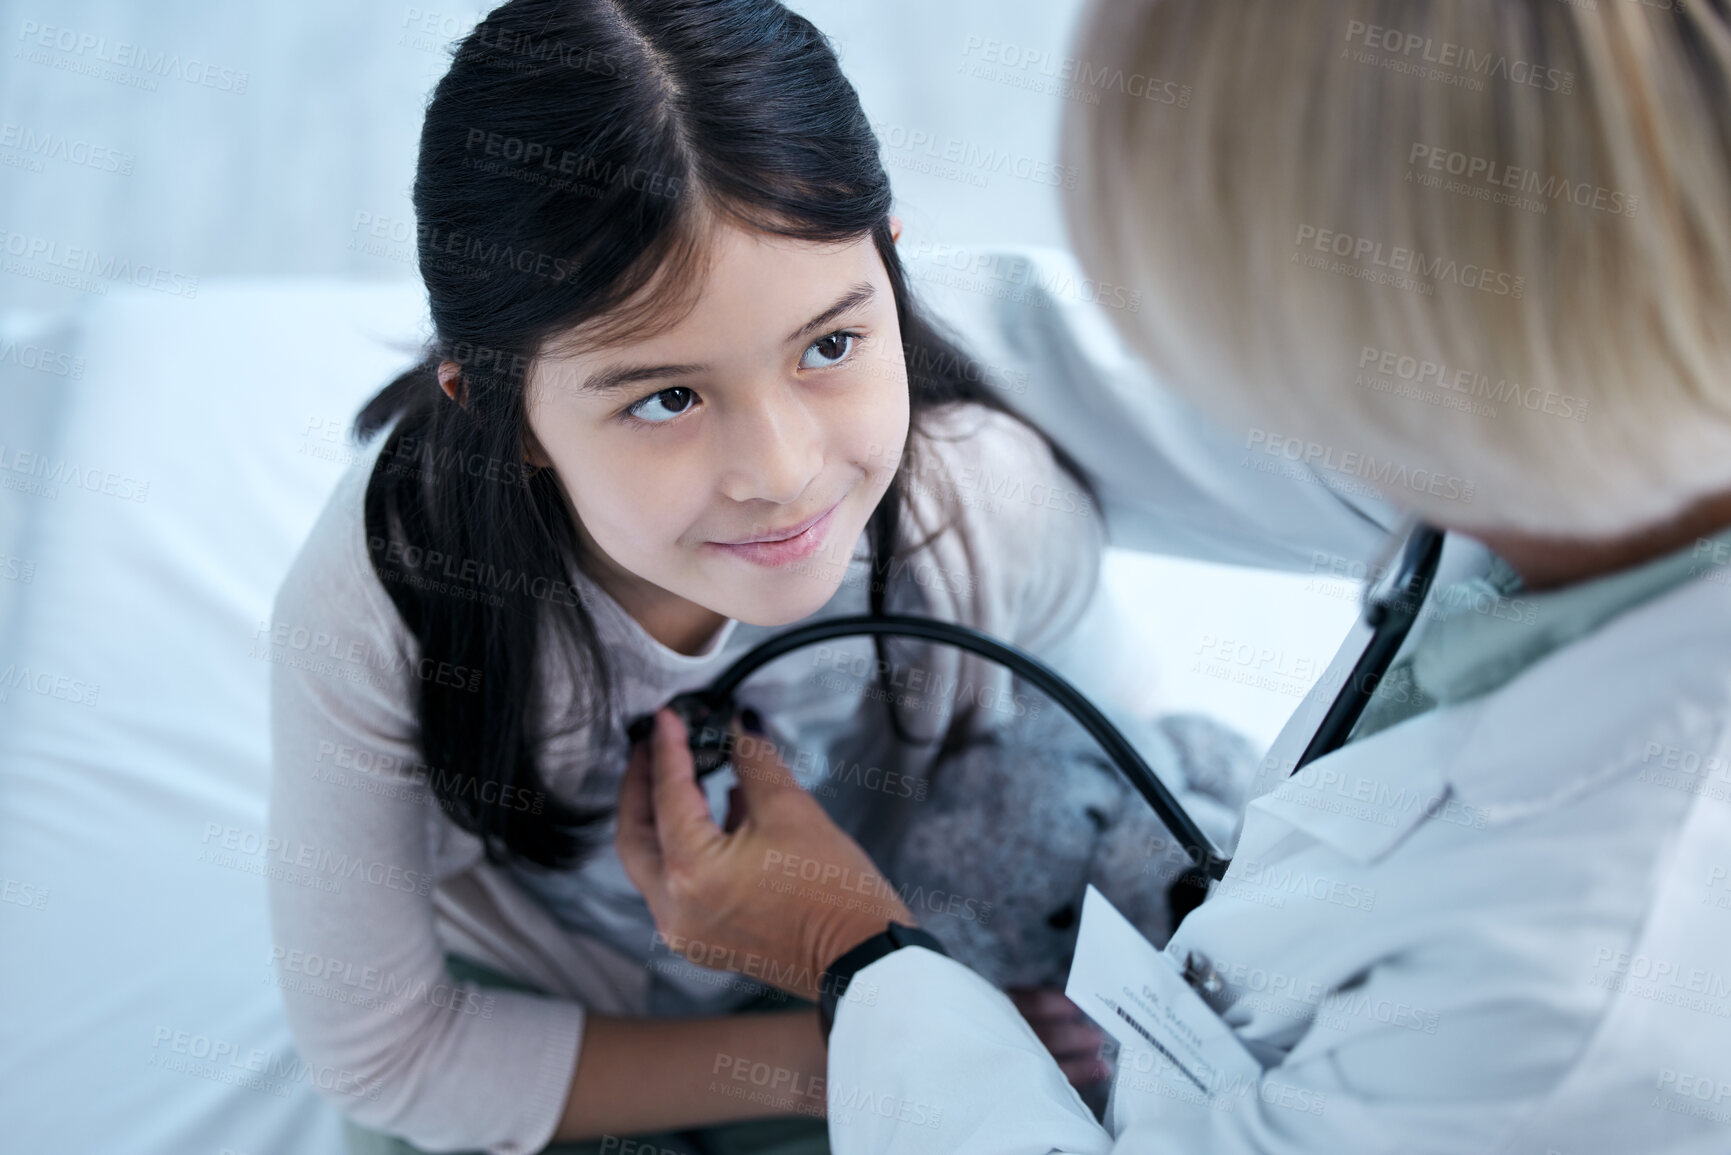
625 689 738 777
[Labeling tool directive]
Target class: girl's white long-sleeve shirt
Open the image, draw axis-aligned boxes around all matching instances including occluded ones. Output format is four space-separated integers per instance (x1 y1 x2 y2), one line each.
264 400 1107 1155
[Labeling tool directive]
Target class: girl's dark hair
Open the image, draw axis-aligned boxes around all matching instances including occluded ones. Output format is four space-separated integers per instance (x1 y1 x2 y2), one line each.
353 0 1094 869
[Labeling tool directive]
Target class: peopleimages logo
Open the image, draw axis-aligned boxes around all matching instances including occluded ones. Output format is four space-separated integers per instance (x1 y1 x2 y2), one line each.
0 338 85 378
0 442 150 503
0 122 133 174
1408 143 1637 217
17 20 250 93
1342 20 1574 94
0 229 198 298
1357 345 1589 422
1293 225 1525 298
1244 428 1477 505
0 664 100 707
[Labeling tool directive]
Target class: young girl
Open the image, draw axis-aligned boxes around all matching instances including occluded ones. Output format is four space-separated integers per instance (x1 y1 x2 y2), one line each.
266 1 1105 1152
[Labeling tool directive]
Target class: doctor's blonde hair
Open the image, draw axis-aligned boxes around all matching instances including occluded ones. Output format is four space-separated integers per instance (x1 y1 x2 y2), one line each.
1063 0 1731 537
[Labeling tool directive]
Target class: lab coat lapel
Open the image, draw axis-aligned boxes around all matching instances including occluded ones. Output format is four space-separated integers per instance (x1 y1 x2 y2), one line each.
1247 573 1731 867
1239 703 1481 866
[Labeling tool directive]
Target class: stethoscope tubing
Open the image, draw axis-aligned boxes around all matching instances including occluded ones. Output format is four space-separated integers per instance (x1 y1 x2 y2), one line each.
675 524 1445 888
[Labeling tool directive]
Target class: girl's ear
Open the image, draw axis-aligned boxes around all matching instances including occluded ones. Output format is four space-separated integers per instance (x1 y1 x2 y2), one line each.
889 215 903 244
521 423 554 470
437 360 465 405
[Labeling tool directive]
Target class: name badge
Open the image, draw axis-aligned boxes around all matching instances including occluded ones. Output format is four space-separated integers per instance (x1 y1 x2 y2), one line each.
1066 886 1261 1106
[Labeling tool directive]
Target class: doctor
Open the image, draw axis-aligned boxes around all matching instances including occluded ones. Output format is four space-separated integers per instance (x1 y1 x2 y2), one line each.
616 1 1731 1151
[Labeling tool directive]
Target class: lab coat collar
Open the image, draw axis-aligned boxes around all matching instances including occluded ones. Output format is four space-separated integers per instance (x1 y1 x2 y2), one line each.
1244 703 1481 865
1410 528 1731 708
1249 573 1731 864
1442 572 1731 823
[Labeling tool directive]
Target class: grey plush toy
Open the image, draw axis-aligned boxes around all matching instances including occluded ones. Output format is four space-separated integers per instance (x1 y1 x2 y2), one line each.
869 705 1257 989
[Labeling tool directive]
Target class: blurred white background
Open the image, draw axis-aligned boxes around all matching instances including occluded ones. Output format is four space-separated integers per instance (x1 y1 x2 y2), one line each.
0 0 1089 307
0 4 1359 1153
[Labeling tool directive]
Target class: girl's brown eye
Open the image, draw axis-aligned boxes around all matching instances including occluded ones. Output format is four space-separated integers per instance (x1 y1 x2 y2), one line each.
799 331 857 370
627 386 696 423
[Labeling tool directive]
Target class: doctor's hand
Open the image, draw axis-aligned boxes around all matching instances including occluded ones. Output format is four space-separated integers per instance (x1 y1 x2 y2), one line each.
616 708 916 1004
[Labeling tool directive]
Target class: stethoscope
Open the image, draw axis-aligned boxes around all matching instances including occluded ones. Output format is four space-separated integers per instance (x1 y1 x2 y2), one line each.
628 521 1446 908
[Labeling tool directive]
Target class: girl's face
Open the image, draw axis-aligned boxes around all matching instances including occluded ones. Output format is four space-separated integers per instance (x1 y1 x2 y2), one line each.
524 224 910 645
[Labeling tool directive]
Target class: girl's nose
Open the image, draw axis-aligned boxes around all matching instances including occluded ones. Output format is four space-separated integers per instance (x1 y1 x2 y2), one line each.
718 394 825 506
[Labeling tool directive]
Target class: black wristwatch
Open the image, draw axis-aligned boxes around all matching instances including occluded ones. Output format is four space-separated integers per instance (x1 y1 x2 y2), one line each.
817 921 948 1041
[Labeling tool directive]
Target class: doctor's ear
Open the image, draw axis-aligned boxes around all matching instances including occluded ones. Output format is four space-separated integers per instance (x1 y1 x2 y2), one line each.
436 360 465 406
889 215 903 244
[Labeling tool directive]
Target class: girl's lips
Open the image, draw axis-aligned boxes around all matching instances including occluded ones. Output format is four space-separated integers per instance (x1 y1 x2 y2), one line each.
709 502 841 568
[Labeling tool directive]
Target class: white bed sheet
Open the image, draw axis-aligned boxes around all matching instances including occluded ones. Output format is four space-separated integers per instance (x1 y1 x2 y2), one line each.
0 277 430 1155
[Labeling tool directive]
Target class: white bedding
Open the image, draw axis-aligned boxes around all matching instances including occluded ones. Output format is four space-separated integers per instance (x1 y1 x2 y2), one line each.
0 272 1360 1154
0 279 429 1155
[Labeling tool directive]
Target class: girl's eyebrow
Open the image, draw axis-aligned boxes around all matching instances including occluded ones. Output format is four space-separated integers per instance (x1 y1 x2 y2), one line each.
577 360 706 397
785 282 875 345
575 282 878 397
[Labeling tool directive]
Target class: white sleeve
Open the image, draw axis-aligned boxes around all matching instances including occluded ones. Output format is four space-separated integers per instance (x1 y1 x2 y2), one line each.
265 467 584 1155
824 948 1384 1155
827 948 1117 1155
905 245 1398 571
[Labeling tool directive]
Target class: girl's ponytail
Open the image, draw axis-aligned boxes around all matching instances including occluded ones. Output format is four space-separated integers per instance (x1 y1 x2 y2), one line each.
354 354 439 443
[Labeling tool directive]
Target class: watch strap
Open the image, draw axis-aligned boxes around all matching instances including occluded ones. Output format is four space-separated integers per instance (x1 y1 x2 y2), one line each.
817 921 947 1041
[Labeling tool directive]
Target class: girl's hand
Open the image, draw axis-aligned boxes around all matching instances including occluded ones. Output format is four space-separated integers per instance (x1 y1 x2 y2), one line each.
616 708 915 1002
1008 987 1112 1087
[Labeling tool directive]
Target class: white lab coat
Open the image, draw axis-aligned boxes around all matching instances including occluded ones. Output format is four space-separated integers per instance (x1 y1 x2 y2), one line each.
827 250 1731 1154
